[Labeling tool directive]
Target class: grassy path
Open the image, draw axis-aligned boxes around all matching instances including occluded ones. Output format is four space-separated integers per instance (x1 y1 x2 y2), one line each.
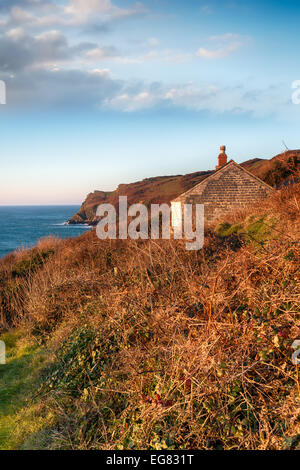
0 330 52 450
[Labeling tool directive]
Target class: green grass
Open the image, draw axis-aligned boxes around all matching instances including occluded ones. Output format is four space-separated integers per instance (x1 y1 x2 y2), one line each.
0 330 54 450
215 214 278 246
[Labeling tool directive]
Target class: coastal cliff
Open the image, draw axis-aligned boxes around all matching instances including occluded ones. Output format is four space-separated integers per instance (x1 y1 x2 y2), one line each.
68 150 300 225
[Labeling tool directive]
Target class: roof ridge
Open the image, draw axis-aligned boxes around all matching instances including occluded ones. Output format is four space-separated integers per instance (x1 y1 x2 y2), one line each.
171 159 274 202
228 160 274 190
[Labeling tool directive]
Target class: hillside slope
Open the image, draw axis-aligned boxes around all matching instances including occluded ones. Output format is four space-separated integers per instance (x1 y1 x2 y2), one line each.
0 183 299 450
68 150 300 225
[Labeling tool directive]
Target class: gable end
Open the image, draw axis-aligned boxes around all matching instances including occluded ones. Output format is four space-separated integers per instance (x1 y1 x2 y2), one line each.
171 160 275 222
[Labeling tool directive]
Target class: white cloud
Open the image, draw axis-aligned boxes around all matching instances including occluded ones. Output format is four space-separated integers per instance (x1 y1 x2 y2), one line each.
197 42 241 59
102 80 288 117
35 29 65 42
103 83 220 113
2 60 289 118
0 28 110 72
63 0 146 24
112 48 192 65
2 0 146 29
147 37 160 47
6 66 121 108
104 90 156 111
64 0 114 20
0 3 286 119
84 46 117 61
196 33 244 59
89 68 111 77
6 27 26 40
10 6 34 24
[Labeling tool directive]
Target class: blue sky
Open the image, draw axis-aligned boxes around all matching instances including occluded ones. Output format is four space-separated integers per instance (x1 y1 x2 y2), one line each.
0 0 299 204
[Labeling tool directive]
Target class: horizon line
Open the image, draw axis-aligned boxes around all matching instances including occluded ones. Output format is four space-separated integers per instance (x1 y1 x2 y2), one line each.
0 204 82 207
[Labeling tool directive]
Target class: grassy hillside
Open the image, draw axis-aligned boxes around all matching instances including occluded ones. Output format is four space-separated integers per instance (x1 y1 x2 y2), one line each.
68 150 300 225
0 331 52 450
0 183 299 450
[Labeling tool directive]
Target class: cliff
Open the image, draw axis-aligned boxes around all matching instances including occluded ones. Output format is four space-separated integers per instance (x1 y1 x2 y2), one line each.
68 150 300 225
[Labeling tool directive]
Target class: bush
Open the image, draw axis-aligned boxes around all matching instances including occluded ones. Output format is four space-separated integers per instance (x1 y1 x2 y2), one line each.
12 250 54 278
42 326 120 398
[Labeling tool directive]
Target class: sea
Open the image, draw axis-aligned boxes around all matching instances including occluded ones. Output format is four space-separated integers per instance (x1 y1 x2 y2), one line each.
0 206 91 259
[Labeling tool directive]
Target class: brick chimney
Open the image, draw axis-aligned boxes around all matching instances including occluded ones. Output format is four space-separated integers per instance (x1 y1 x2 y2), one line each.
216 145 228 170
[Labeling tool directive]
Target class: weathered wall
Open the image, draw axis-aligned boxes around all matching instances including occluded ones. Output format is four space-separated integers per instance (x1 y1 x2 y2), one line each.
173 162 274 223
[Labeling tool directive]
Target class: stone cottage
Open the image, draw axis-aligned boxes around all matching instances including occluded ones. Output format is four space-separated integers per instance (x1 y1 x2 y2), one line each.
171 146 274 225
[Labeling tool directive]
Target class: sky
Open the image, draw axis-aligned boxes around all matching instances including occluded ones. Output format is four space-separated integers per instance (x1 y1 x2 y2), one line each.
0 0 300 204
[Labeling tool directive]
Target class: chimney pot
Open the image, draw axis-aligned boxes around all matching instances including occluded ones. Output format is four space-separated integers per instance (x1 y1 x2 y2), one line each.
216 145 228 170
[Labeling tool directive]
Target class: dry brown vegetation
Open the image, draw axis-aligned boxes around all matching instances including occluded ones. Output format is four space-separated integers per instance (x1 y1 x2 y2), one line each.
0 183 299 450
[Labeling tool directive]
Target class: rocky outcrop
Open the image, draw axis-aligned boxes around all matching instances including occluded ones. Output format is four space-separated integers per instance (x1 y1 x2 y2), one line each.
68 191 113 225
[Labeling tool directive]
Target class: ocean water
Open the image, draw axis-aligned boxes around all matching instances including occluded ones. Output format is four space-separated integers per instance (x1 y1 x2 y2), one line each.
0 206 91 258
